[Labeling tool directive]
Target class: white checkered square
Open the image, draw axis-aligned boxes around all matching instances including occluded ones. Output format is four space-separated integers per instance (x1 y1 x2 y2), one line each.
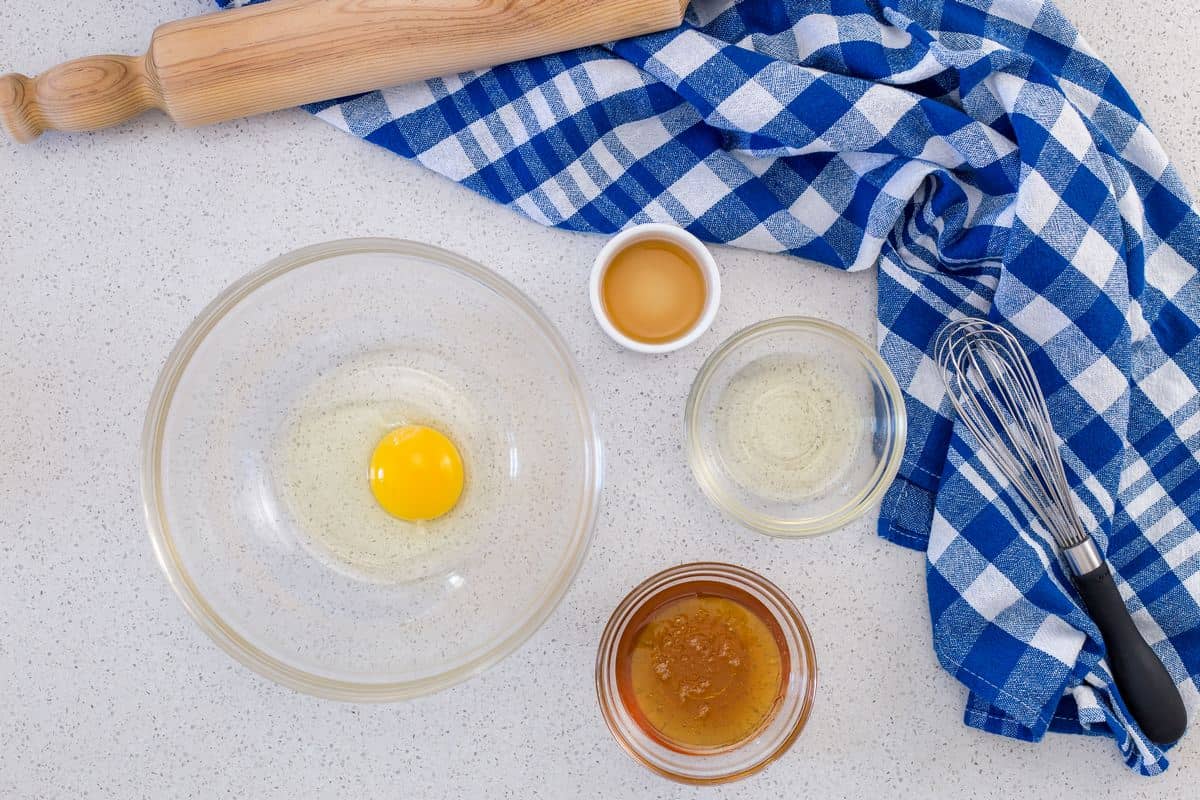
1128 298 1152 343
733 151 777 177
1016 169 1062 235
563 158 604 205
916 133 967 169
880 158 937 203
1141 360 1194 419
1118 453 1152 497
1070 355 1126 414
592 138 627 183
1060 77 1103 119
416 135 476 181
466 119 507 163
791 186 842 234
315 104 350 131
381 82 438 119
714 78 786 132
1050 106 1094 162
551 71 586 116
1124 479 1167 523
793 13 840 59
1122 123 1171 181
652 31 722 81
670 161 733 218
613 117 673 160
1009 294 1075 343
525 85 559 131
856 83 915 138
1072 226 1119 288
581 59 645 102
927 509 957 563
908 353 949 413
1144 241 1194 299
989 0 1046 29
963 564 1025 621
1155 508 1192 560
494 102 534 148
1028 615 1086 666
635 198 679 225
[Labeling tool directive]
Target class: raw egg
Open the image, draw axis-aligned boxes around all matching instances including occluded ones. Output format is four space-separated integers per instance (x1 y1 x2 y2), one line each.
369 425 465 521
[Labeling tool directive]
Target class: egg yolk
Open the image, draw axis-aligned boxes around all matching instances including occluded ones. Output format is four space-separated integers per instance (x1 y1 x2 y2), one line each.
368 425 464 521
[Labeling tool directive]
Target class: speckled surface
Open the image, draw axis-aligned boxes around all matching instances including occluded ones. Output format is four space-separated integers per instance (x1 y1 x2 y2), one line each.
0 1 1196 797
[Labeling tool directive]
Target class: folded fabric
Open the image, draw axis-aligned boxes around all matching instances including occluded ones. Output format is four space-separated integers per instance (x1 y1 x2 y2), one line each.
215 0 1200 775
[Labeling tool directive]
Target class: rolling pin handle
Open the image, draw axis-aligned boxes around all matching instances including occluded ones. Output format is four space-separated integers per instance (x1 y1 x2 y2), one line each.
1 55 161 143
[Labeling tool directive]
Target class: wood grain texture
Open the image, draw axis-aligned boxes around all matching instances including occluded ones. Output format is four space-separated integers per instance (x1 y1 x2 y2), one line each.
0 0 688 142
0 55 160 143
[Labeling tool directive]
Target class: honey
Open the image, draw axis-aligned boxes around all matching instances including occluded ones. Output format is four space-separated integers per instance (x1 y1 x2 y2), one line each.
600 239 707 344
615 581 788 751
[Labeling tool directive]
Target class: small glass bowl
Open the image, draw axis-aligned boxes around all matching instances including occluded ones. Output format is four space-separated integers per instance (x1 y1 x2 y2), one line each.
685 317 906 537
596 563 817 784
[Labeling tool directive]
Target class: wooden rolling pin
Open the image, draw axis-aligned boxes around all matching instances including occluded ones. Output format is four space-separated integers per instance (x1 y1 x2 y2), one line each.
0 0 688 143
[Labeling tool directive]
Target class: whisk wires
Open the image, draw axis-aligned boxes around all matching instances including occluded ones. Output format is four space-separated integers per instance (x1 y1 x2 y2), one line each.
936 319 1090 549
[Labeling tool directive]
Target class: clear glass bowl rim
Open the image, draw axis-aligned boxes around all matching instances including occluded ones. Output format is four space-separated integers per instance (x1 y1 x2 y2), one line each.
684 316 907 537
594 561 818 785
140 238 604 701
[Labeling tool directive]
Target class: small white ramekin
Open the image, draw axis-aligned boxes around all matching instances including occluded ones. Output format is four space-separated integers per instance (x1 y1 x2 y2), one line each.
589 223 721 354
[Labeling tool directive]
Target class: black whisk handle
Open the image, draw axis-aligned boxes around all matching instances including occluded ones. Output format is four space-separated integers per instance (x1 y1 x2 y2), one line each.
1074 563 1188 745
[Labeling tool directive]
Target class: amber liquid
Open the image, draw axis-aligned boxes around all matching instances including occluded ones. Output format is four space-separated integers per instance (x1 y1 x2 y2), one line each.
615 582 788 751
601 239 707 344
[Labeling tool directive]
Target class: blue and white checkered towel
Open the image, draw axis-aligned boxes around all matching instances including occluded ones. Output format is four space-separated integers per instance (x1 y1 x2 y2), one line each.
218 0 1200 775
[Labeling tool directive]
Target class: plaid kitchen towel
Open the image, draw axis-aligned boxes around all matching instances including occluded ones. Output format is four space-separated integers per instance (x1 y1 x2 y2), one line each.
216 0 1200 775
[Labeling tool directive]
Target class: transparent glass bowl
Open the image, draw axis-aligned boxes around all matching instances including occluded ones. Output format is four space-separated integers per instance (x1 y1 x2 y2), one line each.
596 563 817 784
686 317 906 536
142 239 602 700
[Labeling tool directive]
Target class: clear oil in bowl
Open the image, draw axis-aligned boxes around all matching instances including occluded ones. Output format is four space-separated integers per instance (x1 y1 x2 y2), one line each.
715 355 865 502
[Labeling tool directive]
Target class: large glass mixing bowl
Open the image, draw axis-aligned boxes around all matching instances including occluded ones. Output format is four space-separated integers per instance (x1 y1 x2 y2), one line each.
142 239 602 700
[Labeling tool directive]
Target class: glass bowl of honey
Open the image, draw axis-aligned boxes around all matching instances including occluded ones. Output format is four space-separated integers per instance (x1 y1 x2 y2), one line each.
595 562 817 784
686 317 906 536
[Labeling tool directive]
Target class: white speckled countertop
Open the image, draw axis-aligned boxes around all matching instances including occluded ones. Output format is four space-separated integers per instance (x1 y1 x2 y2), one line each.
1 2 1197 797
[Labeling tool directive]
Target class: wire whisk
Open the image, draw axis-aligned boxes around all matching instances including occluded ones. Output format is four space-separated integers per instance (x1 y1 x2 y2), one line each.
936 317 1187 745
